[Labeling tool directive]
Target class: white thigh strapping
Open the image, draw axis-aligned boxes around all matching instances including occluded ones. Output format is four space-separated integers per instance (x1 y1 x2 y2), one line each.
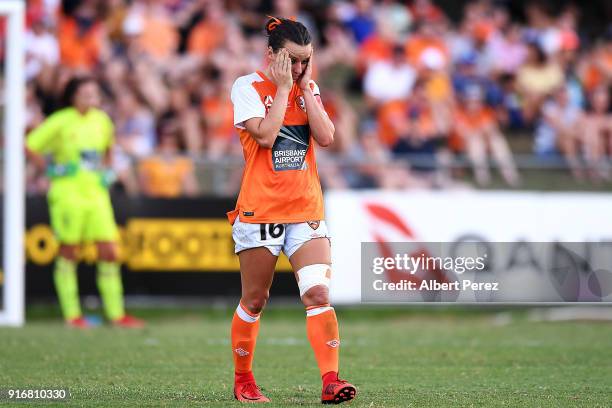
296 263 331 297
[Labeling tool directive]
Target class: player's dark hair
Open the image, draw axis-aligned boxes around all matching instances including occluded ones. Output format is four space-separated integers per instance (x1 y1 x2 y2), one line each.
62 76 97 108
265 16 311 52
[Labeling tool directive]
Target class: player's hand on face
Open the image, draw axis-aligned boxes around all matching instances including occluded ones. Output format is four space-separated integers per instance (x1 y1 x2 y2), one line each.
271 48 293 91
298 50 313 91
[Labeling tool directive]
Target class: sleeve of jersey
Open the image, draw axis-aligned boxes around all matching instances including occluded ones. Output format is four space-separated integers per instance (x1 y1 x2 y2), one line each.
231 82 266 129
26 113 61 154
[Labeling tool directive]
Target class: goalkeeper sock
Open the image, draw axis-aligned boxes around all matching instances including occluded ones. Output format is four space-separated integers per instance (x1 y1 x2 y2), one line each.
96 261 125 321
53 257 81 320
306 304 340 377
231 302 261 374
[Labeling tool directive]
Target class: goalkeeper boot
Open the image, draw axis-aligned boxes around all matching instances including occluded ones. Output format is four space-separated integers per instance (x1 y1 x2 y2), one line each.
66 316 93 329
112 315 145 329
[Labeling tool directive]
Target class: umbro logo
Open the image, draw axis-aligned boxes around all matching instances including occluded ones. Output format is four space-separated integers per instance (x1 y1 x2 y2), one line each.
307 221 320 230
235 348 250 357
326 339 340 348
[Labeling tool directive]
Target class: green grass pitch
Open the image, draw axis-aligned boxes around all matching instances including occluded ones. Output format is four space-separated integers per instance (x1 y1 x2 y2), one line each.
1 307 611 407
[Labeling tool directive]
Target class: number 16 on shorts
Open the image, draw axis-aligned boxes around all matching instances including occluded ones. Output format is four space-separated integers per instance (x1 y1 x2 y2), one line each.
260 223 285 241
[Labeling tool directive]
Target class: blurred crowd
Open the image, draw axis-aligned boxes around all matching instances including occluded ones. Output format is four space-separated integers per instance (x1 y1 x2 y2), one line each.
17 0 612 196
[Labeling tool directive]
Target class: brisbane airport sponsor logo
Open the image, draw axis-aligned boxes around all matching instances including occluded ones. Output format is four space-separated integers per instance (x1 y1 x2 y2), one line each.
272 125 310 171
362 202 612 302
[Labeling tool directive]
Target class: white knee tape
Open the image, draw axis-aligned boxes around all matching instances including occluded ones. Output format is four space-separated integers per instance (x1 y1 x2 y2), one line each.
296 264 331 297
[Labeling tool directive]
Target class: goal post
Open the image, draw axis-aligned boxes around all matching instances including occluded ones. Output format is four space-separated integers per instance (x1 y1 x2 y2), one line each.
0 0 25 326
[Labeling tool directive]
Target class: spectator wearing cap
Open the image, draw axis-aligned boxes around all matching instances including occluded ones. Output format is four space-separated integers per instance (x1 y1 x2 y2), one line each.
454 85 520 187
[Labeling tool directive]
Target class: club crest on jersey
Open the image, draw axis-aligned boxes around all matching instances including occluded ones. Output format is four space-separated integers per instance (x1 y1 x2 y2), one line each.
307 221 320 230
296 95 306 111
264 95 274 113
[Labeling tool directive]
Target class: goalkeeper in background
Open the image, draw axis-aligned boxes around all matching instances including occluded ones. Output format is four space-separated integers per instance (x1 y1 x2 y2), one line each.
26 76 144 329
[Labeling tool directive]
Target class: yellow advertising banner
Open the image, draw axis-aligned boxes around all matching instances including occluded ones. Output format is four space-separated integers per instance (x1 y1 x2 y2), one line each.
24 219 292 272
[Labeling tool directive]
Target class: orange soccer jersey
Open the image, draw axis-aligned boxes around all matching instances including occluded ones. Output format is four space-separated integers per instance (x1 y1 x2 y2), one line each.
227 71 325 224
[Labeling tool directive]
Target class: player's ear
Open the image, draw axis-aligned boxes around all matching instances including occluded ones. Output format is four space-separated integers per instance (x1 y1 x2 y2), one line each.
267 46 275 60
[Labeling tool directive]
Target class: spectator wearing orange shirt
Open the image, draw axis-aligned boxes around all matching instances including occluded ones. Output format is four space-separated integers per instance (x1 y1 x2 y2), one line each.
405 21 450 70
123 0 179 61
201 72 236 159
138 122 198 198
187 1 227 58
578 33 612 95
57 2 106 70
378 80 447 174
454 85 519 187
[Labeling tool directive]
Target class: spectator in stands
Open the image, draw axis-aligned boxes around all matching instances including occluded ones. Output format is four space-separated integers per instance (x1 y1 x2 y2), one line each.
454 85 520 187
57 0 107 70
187 0 227 59
112 89 157 194
201 73 237 159
378 79 448 179
452 51 504 109
582 86 612 181
20 0 612 195
364 44 417 107
534 86 584 179
25 10 59 81
484 24 528 76
578 32 612 95
123 0 179 61
160 84 202 154
340 0 377 44
516 42 564 124
138 121 198 198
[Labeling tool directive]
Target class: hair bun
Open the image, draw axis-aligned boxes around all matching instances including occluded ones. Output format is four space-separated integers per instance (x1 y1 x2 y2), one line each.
265 15 282 34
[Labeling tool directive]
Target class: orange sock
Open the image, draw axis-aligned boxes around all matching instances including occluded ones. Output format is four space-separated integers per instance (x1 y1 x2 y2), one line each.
306 304 340 378
231 302 261 375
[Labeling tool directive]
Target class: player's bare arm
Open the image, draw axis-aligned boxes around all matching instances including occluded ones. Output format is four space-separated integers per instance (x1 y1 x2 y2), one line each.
299 52 335 147
25 146 46 173
244 49 293 148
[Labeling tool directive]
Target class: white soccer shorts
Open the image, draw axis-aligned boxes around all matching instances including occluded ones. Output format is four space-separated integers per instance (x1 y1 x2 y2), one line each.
232 215 330 258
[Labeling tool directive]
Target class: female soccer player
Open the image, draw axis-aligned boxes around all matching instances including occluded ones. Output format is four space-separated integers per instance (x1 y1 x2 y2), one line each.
228 17 356 404
26 77 144 329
